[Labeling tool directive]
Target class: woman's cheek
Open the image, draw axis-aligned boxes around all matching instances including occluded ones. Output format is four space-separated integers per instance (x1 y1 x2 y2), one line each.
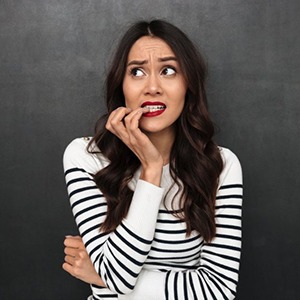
125 100 138 110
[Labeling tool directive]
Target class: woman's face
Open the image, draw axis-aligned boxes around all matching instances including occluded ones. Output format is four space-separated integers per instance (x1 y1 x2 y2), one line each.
122 36 187 136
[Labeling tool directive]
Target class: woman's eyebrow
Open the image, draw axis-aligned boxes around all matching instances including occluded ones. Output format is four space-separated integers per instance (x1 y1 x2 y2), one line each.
158 56 177 62
127 56 177 67
127 59 147 67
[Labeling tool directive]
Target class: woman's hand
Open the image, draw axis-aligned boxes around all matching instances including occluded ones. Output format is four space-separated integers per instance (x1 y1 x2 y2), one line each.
63 235 105 287
106 107 164 186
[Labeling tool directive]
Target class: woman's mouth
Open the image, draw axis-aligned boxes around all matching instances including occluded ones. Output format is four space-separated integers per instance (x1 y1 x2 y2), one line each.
141 102 166 117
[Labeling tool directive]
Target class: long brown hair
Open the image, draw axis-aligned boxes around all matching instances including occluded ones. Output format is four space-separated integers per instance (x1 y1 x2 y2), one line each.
89 20 223 242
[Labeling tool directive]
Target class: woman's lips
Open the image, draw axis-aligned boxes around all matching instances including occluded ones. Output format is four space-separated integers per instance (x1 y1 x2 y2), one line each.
141 101 166 117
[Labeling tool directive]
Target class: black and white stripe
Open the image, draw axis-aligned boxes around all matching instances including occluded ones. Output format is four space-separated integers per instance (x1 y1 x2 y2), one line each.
63 138 243 300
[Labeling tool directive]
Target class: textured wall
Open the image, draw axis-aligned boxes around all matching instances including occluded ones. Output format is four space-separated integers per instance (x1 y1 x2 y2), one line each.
1 0 299 299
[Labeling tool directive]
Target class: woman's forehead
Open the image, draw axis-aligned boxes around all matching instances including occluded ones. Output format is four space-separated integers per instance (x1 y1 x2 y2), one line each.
127 36 175 61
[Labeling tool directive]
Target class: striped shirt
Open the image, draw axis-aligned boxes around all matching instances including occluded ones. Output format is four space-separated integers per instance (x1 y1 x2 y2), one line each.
63 137 243 300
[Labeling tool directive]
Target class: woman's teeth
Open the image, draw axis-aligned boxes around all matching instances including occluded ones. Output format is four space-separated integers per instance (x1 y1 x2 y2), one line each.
144 105 166 112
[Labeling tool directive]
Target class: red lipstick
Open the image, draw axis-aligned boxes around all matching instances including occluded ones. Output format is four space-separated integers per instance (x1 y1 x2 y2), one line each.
141 101 166 118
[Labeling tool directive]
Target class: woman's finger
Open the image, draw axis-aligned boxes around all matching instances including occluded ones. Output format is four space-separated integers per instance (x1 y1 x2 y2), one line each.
124 107 147 130
106 107 131 137
62 261 73 274
65 235 81 240
64 254 76 266
125 107 150 141
64 236 83 248
64 246 78 257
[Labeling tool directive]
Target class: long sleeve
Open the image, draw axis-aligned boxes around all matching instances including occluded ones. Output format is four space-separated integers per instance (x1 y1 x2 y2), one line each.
118 148 243 300
63 138 165 295
164 149 242 300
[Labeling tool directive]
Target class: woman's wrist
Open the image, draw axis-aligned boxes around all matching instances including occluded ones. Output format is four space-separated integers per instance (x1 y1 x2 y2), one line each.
92 276 106 287
140 162 163 186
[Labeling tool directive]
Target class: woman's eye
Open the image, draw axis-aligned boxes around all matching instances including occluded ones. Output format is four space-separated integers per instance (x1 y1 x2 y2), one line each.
130 68 144 77
161 67 176 76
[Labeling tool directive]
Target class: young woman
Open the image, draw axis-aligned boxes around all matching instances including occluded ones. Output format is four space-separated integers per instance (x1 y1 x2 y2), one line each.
63 20 243 300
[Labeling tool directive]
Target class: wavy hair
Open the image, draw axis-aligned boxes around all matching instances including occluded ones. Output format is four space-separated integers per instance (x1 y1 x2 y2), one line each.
89 20 223 242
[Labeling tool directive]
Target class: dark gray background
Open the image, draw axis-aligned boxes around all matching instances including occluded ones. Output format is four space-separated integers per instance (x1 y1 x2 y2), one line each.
1 0 299 299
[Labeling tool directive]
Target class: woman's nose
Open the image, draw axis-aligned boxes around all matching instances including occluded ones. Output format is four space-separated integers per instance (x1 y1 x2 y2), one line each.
144 74 163 95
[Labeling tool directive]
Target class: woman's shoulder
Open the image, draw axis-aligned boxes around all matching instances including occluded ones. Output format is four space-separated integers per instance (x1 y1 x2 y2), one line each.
63 137 109 173
218 146 243 187
64 136 95 153
218 146 240 165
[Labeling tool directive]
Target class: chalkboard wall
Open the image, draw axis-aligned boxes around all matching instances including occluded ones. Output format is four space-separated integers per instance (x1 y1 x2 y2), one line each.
1 1 299 299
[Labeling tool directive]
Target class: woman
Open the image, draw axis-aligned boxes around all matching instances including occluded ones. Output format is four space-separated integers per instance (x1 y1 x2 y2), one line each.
63 20 243 300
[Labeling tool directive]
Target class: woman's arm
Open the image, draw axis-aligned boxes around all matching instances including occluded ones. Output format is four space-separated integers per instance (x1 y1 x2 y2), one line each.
63 137 165 295
120 149 243 300
162 149 242 300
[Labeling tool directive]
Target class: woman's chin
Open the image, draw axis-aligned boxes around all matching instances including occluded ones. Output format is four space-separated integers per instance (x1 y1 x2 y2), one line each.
139 121 175 137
